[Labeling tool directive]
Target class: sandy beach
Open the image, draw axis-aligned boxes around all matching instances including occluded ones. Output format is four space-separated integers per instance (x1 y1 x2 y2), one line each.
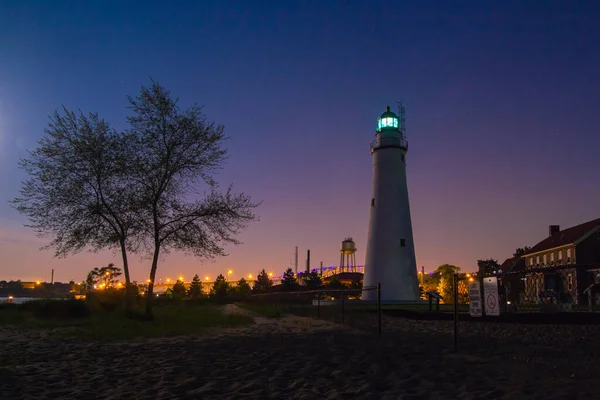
1 305 599 399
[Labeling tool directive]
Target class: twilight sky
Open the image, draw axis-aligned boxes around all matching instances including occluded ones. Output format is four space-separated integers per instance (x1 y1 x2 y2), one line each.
1 0 599 283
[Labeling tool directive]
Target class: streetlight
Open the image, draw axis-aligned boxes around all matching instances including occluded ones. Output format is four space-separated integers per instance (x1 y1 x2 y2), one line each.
227 270 233 280
205 276 210 281
268 272 273 278
166 278 171 283
248 274 253 279
179 276 184 282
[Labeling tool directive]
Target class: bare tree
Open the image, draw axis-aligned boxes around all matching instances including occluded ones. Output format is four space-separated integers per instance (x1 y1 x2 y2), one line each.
125 81 260 318
11 109 139 310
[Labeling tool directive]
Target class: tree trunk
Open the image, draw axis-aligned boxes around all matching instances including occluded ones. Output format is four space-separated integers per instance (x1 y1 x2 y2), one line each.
145 241 161 319
119 239 132 314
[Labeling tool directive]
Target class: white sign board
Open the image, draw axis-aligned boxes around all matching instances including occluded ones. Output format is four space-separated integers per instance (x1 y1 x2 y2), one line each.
483 276 500 316
468 281 483 317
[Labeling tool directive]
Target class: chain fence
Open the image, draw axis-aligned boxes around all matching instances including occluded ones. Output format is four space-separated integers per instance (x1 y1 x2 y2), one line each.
240 285 382 335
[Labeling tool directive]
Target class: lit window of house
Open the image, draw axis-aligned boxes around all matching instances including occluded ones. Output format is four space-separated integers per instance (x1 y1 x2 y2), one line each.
550 253 555 262
567 249 572 262
558 251 563 261
543 254 547 265
536 256 540 265
530 258 534 266
568 274 573 291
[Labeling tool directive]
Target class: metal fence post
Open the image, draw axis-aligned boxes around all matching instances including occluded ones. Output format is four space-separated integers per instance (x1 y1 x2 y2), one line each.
377 283 382 338
317 291 321 319
453 273 459 352
341 292 345 324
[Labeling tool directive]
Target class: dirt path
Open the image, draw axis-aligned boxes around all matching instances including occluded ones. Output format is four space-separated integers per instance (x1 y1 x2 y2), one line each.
219 303 364 334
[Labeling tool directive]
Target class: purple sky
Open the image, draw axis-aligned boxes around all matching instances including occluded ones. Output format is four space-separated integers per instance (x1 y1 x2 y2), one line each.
1 1 599 283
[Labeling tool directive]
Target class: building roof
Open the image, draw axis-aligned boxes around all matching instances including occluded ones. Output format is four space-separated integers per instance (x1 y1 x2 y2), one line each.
501 257 526 273
525 218 600 255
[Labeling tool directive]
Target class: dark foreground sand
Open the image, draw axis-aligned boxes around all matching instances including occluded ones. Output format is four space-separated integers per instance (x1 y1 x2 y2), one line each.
1 305 599 399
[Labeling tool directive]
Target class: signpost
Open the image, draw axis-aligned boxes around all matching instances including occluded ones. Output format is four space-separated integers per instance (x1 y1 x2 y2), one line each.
468 281 483 317
483 276 500 316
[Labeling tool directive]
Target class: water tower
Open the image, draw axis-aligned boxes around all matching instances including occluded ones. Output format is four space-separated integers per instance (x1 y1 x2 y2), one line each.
340 237 357 273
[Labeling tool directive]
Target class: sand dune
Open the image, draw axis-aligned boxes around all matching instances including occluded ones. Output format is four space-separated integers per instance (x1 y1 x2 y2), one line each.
1 306 599 399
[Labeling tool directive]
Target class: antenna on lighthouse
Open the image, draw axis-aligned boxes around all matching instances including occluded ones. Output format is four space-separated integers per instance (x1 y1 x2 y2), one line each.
396 100 406 134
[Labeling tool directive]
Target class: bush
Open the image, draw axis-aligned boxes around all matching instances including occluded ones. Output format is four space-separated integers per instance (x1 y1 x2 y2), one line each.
20 299 91 319
86 289 128 312
0 302 19 311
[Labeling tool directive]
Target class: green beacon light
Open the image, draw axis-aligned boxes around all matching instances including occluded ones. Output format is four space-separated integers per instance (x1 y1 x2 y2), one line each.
377 106 399 132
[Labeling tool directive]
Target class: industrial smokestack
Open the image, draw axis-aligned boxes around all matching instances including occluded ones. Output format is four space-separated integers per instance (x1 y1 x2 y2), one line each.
51 269 54 284
549 225 560 236
320 261 323 276
294 246 298 275
306 249 310 273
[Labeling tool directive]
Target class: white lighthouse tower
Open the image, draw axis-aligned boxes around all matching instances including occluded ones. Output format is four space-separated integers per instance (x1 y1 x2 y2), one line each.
363 105 419 302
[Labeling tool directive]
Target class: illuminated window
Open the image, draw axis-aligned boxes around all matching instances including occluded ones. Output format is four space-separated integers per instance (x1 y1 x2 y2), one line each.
543 254 547 265
567 274 573 291
567 249 572 262
558 251 563 261
394 119 398 128
550 253 554 262
530 258 534 266
536 256 540 265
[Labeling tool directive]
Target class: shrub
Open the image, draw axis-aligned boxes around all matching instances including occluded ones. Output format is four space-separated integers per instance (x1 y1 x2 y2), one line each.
0 302 19 311
20 299 91 319
86 289 128 312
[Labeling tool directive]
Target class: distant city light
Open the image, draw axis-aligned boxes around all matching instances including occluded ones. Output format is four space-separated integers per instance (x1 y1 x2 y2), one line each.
248 274 253 279
205 276 210 281
179 276 184 281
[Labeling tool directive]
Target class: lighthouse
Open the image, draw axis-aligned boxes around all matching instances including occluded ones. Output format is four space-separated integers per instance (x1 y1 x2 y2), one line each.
363 105 419 302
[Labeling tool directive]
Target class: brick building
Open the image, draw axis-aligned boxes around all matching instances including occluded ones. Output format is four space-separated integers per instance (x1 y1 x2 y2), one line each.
519 218 600 305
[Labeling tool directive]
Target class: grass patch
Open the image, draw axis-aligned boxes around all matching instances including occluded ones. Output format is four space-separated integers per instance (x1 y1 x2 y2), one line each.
0 300 254 341
64 306 254 341
237 302 282 318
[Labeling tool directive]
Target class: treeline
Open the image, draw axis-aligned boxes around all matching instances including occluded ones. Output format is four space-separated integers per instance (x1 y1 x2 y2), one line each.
83 266 363 303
